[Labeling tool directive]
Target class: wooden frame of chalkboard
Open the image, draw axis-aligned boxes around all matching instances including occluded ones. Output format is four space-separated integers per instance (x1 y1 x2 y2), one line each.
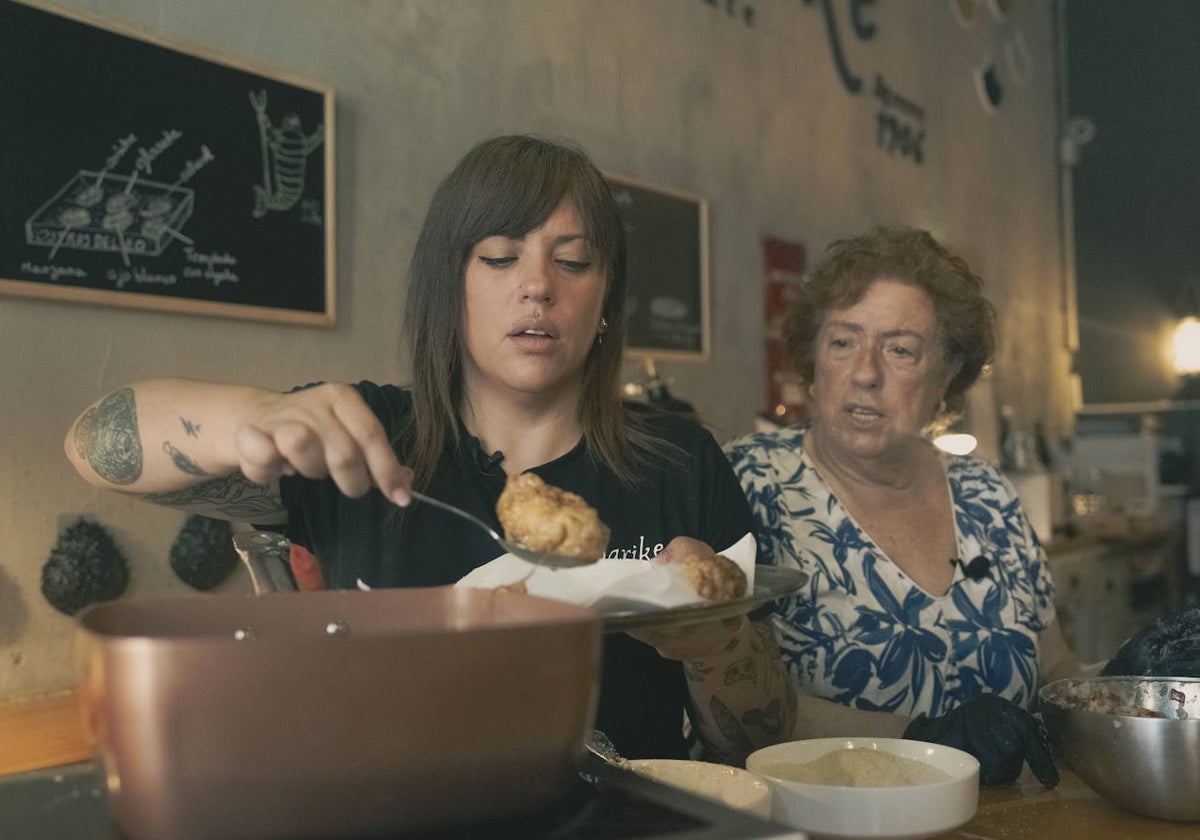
606 173 710 361
0 0 336 327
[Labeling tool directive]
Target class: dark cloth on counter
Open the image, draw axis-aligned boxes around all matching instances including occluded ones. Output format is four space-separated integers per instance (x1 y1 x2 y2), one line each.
1101 603 1200 678
280 381 755 760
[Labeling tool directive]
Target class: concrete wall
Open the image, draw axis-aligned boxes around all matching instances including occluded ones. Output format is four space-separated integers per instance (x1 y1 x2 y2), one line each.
1 0 1071 697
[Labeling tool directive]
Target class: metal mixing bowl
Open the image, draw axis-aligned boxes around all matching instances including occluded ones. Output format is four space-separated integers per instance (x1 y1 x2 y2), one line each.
1040 676 1200 822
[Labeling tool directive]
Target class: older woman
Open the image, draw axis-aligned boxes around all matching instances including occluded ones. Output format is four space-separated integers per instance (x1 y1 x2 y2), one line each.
725 226 1089 786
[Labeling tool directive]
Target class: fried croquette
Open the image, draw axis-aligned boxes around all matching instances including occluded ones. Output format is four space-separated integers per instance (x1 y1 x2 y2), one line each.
496 473 609 561
676 551 747 601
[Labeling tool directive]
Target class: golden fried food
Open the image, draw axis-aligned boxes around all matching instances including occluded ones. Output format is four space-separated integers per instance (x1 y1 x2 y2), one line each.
496 473 609 561
676 551 747 601
493 579 528 596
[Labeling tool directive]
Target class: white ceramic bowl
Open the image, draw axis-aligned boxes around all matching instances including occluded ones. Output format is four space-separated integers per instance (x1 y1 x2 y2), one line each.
625 758 772 819
746 738 980 840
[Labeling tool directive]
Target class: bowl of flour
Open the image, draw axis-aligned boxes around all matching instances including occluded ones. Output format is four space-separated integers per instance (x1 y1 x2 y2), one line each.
746 737 979 840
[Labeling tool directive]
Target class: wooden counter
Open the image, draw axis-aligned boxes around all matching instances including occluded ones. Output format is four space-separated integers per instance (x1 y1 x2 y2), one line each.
0 690 89 776
4 696 1196 840
933 768 1197 840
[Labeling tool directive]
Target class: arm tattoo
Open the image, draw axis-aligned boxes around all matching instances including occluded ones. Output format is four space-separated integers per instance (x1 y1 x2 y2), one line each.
73 388 142 485
723 657 757 686
749 620 771 652
180 417 201 437
142 473 284 518
743 699 786 736
707 695 754 763
163 441 210 477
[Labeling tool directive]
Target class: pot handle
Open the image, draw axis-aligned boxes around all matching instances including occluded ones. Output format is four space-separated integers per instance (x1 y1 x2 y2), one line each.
232 530 296 595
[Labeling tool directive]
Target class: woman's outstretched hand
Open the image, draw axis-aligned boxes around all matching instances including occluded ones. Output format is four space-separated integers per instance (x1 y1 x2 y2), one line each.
903 694 1059 788
235 383 413 505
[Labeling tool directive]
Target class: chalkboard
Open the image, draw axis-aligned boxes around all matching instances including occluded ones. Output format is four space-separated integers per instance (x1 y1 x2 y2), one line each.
606 174 709 360
0 1 335 326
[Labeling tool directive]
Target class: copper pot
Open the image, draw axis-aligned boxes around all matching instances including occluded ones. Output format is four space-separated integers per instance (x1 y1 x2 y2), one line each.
75 586 600 839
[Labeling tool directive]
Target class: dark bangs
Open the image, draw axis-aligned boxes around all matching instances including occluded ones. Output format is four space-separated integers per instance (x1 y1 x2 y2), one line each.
448 137 622 283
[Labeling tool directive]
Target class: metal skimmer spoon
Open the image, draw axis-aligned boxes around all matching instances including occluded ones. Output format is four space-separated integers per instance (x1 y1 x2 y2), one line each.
408 489 600 569
585 730 627 767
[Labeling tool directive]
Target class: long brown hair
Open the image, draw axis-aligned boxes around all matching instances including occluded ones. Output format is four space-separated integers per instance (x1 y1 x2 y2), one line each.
401 134 664 489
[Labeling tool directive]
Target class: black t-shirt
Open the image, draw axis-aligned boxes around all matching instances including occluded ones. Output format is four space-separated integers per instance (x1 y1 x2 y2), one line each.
280 382 754 759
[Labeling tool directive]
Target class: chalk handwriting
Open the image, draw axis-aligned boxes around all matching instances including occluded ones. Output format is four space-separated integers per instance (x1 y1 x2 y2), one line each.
135 129 183 176
105 134 137 171
182 248 240 287
300 198 323 226
176 145 215 187
20 261 86 282
107 267 179 290
183 248 237 270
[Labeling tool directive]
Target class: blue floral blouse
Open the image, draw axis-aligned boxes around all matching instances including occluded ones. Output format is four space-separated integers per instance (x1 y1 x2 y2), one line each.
725 425 1056 717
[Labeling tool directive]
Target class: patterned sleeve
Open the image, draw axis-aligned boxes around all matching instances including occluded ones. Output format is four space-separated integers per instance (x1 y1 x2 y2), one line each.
723 432 783 567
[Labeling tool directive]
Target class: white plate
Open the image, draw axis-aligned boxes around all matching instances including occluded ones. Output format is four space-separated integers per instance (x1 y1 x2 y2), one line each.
626 758 772 818
600 566 807 632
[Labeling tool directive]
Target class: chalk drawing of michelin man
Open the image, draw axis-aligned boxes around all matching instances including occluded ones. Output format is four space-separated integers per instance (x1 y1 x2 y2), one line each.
248 89 324 218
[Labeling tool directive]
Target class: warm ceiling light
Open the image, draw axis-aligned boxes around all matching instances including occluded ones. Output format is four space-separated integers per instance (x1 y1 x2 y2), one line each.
933 433 978 456
1172 315 1200 375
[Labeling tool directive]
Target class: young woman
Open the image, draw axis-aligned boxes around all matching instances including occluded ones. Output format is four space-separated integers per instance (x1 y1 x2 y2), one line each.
66 134 793 762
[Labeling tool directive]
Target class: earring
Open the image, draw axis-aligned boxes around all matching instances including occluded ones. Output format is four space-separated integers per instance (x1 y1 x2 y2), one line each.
597 316 609 345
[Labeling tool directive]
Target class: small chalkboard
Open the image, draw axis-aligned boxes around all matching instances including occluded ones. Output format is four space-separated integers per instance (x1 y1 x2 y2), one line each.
0 1 335 326
606 174 709 360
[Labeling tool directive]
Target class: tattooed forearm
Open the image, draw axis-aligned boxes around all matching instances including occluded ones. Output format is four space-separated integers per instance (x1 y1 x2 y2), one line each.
181 417 201 437
749 620 772 652
707 695 755 763
73 388 143 485
142 473 284 519
684 619 798 762
682 633 742 684
698 696 791 765
163 441 210 477
723 657 757 686
743 698 787 737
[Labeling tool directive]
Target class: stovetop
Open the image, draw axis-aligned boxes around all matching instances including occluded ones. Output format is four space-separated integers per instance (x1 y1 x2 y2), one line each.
1 754 806 840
